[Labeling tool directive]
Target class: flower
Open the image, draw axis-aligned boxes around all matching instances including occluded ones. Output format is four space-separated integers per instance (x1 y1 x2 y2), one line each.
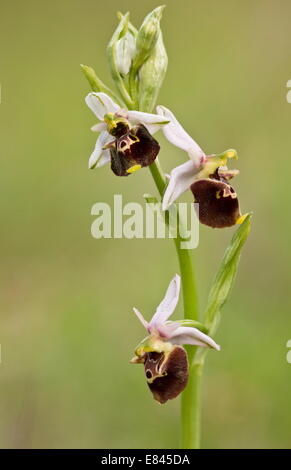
156 105 246 228
85 92 168 175
131 274 220 403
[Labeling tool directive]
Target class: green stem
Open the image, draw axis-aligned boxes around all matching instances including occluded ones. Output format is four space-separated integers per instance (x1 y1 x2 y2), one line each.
173 237 198 317
149 158 166 196
109 64 133 109
128 63 202 445
149 159 201 448
149 160 198 316
181 361 203 449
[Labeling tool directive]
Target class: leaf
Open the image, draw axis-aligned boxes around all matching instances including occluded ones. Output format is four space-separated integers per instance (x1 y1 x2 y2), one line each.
193 214 252 366
203 213 252 335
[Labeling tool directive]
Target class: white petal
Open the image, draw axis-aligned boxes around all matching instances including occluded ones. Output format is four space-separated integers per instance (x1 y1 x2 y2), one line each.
156 105 205 164
133 307 149 330
169 326 220 351
127 110 169 135
162 160 200 210
88 131 112 169
91 122 107 132
85 92 120 120
95 152 111 168
150 274 181 326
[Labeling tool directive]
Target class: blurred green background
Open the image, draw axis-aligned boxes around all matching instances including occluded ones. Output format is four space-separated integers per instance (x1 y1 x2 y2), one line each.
1 0 291 449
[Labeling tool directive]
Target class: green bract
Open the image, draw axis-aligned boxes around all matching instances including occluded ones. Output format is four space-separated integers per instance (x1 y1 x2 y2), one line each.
80 64 122 105
203 213 252 335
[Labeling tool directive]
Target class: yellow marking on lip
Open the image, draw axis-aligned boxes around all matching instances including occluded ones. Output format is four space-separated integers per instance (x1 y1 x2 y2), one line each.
127 164 142 174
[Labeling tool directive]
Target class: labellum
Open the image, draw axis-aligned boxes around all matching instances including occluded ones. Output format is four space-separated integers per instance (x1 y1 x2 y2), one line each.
139 346 189 404
191 168 242 228
107 122 160 177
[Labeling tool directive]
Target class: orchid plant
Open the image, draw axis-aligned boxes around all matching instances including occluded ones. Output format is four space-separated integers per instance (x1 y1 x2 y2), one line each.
81 6 252 449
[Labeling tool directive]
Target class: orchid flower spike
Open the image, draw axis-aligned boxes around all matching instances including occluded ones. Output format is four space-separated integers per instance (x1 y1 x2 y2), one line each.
85 92 168 176
131 274 220 404
157 105 247 228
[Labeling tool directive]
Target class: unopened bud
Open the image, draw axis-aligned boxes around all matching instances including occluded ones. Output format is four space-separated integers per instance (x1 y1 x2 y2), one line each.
115 31 136 76
117 11 138 36
133 5 165 71
138 31 168 112
106 12 134 108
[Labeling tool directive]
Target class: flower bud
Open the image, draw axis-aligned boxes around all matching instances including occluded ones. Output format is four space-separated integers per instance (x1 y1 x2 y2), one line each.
107 13 130 74
117 11 138 36
107 13 134 108
138 31 168 112
132 5 165 71
115 30 136 76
